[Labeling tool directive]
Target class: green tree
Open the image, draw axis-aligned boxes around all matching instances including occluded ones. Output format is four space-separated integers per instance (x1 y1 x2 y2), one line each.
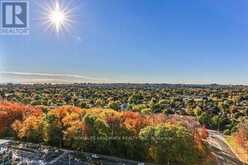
139 124 200 164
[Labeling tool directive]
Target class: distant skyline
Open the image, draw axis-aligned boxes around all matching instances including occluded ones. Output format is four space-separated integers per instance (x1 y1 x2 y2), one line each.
1 0 248 84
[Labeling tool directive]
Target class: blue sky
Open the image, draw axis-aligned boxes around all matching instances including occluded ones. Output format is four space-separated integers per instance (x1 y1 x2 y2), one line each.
1 0 248 84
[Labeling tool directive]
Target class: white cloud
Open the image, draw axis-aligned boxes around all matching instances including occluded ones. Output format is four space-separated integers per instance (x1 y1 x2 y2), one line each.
0 71 111 84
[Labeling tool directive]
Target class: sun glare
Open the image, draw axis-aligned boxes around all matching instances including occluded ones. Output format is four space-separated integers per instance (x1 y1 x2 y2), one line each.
49 2 66 33
40 0 74 34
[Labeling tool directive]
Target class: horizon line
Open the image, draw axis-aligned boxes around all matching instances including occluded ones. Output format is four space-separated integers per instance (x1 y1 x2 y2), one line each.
0 71 248 85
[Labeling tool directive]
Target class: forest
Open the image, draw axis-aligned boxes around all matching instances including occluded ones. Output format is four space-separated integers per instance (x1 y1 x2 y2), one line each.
0 102 212 164
0 84 248 164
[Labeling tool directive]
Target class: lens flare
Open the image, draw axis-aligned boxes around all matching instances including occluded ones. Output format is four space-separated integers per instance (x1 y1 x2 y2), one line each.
49 2 66 32
39 0 74 34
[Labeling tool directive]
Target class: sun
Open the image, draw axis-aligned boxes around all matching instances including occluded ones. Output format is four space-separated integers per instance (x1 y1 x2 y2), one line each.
49 2 66 33
39 0 74 34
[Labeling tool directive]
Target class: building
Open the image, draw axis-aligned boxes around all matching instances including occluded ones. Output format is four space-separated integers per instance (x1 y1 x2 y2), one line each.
0 140 11 165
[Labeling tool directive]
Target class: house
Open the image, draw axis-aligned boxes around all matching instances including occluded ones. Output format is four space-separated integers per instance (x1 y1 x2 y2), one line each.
120 103 128 111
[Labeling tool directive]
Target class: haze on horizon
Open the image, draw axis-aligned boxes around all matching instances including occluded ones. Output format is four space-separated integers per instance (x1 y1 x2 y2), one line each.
1 0 248 84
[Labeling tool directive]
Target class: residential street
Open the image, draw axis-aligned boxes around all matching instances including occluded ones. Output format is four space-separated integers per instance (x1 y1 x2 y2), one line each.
206 130 245 165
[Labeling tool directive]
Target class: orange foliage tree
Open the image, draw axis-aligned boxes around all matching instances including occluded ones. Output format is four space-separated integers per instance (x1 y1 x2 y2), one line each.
234 120 248 149
0 102 42 136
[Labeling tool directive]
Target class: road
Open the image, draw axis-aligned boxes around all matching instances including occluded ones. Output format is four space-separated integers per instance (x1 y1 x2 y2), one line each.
206 130 245 165
48 150 69 164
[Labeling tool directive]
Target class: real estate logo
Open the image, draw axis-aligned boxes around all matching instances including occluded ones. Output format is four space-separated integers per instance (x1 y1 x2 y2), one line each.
0 0 29 35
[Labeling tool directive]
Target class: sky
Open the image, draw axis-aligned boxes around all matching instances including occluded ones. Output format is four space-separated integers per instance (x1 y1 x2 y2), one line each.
1 0 248 84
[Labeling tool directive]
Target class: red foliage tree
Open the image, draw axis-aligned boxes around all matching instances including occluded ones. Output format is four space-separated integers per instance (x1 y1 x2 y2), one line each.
0 102 42 136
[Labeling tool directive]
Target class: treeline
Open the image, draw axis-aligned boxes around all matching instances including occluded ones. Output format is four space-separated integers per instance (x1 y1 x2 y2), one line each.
0 102 210 164
2 84 248 136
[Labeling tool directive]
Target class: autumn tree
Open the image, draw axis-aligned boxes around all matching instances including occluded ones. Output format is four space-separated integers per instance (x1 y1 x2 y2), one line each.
12 115 44 143
139 123 202 164
0 102 42 137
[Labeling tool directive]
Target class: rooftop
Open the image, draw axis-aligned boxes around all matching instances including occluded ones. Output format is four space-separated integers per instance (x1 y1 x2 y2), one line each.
0 139 10 145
